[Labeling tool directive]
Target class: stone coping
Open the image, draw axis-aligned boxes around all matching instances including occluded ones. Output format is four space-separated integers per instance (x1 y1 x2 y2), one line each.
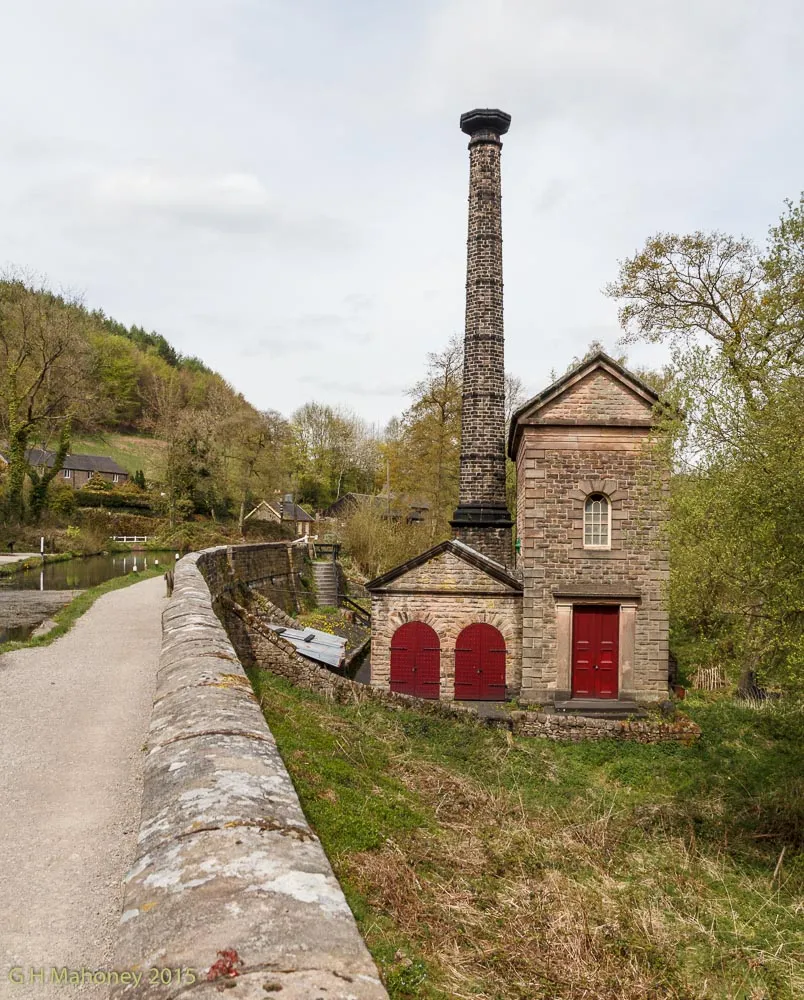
111 546 388 1000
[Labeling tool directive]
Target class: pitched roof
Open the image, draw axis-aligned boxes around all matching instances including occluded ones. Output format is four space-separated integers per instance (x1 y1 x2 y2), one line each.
279 500 314 522
245 499 314 522
25 448 129 475
508 351 661 457
322 492 430 519
365 538 523 592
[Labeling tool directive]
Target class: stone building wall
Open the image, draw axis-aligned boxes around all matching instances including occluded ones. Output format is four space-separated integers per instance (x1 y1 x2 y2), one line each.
536 369 652 424
515 420 670 704
369 548 522 700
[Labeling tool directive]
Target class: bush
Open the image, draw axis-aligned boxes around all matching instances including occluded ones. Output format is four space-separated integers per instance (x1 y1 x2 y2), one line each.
75 488 153 511
46 479 77 517
82 476 114 492
341 502 435 580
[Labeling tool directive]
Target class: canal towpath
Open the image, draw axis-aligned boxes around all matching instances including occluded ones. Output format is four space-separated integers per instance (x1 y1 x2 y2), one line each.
0 574 164 997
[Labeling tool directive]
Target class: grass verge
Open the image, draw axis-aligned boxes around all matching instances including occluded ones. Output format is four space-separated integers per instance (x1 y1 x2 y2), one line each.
249 670 803 1000
0 565 164 656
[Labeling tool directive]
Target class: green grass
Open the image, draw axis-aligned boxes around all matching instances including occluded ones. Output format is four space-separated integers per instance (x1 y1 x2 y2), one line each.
248 671 804 1000
71 431 167 479
0 565 164 656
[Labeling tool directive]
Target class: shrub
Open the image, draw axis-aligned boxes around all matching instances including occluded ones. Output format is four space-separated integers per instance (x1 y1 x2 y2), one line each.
46 479 77 517
341 502 437 580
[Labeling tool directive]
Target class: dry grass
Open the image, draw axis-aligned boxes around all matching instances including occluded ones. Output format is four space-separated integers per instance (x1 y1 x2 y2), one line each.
251 672 804 1000
348 761 683 999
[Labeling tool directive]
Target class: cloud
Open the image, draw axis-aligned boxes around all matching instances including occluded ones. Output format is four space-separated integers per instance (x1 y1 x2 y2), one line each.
240 315 375 358
90 167 357 247
296 374 407 396
413 0 802 132
0 0 800 427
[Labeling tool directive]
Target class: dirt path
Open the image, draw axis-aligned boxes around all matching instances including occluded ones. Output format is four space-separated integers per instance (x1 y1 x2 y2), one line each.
0 575 164 998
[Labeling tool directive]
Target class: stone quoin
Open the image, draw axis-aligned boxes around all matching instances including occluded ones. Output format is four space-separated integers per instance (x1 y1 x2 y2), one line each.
367 109 672 712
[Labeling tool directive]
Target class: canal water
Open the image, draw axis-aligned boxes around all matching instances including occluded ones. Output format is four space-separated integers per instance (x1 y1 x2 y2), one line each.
0 551 176 591
0 551 177 643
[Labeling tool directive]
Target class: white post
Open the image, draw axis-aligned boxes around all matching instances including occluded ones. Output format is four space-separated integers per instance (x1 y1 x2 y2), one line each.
40 536 44 556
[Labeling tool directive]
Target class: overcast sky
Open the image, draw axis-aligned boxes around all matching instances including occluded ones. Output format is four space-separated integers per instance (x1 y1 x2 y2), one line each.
1 0 802 426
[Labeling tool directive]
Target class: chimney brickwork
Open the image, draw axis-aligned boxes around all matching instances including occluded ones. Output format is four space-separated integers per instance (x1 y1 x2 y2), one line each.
451 108 514 567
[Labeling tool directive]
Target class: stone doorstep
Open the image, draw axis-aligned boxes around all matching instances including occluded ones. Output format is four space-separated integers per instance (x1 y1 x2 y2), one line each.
553 698 647 719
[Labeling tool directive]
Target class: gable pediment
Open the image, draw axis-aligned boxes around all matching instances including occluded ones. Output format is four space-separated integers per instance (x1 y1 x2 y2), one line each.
365 539 522 594
534 368 654 424
508 352 661 457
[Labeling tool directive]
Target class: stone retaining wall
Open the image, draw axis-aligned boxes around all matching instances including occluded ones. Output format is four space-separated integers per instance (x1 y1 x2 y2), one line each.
111 545 389 1000
511 709 700 743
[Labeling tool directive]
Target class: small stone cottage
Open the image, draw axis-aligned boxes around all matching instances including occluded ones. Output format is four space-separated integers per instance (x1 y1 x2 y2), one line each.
366 109 670 711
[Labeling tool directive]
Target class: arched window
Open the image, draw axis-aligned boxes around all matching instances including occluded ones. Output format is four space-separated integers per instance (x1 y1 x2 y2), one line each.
584 493 610 548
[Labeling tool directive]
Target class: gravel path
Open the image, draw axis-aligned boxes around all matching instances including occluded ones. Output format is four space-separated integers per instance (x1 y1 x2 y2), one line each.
0 575 165 998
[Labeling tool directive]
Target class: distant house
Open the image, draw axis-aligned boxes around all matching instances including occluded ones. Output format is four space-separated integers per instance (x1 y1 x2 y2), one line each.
244 497 314 537
0 449 130 489
321 492 430 524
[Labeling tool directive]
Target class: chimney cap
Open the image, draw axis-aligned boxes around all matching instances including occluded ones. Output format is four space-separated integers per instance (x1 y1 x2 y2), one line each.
460 108 511 137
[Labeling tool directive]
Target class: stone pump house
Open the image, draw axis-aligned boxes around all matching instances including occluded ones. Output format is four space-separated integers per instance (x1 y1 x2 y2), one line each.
367 109 670 711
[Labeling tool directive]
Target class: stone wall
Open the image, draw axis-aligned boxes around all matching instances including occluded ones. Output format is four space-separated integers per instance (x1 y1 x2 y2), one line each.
228 594 698 745
196 540 307 613
368 547 522 699
516 422 670 704
511 709 699 743
111 546 388 1000
535 369 653 424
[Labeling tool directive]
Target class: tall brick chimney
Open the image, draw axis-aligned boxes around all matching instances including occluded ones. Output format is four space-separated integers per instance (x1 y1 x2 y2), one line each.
450 108 514 567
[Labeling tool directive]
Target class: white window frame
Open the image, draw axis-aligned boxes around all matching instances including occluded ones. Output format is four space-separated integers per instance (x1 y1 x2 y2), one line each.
583 493 611 550
62 468 72 479
113 473 120 483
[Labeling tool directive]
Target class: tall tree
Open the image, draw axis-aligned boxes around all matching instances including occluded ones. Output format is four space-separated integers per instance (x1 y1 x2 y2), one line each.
392 335 464 540
290 402 379 508
0 277 93 522
606 195 804 688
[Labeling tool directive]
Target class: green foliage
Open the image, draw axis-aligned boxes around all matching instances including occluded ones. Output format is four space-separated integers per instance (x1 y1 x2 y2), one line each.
290 401 380 508
340 500 433 579
385 336 463 541
74 488 153 511
608 195 804 691
46 479 77 517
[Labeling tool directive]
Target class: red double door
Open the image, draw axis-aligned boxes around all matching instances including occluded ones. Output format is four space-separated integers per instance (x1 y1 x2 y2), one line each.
454 624 507 701
572 606 619 699
390 622 440 699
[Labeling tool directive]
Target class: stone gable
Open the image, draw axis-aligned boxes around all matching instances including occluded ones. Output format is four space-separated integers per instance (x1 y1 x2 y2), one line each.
535 369 654 425
383 549 517 594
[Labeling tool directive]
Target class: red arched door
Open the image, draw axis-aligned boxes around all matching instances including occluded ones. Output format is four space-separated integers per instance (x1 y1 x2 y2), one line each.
390 622 440 699
454 624 507 701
